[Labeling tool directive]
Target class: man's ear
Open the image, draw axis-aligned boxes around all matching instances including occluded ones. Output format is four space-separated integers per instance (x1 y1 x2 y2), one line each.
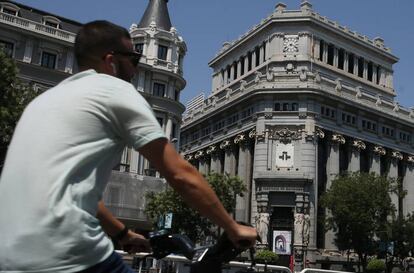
102 53 116 75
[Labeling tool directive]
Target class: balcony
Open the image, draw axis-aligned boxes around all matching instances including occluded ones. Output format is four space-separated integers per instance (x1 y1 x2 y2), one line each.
0 12 76 43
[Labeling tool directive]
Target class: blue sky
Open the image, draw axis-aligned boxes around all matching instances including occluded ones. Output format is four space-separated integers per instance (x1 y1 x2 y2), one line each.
15 0 414 107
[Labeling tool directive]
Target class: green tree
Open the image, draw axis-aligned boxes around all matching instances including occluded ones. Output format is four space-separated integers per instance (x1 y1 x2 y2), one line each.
145 172 246 242
0 46 40 169
321 172 397 272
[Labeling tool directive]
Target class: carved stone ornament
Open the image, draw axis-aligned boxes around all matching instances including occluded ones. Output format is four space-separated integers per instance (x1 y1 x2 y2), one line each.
249 129 257 139
373 146 386 156
206 145 217 155
356 86 362 99
270 127 303 143
407 155 414 164
314 71 321 83
264 112 273 119
331 134 346 145
315 129 325 139
299 68 308 81
149 21 157 32
194 150 205 159
239 80 247 92
220 139 232 150
283 35 299 53
393 102 400 112
376 96 382 107
335 78 342 92
185 154 194 161
254 71 263 83
266 71 274 82
352 140 366 151
391 151 403 161
234 134 246 145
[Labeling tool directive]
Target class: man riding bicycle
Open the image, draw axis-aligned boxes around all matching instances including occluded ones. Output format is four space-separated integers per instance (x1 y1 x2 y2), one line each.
0 20 257 272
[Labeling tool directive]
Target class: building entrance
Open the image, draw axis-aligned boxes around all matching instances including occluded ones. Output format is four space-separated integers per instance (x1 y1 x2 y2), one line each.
270 206 294 267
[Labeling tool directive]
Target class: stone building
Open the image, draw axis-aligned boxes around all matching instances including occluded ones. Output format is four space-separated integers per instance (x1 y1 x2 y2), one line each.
180 1 414 267
0 0 81 90
103 0 187 232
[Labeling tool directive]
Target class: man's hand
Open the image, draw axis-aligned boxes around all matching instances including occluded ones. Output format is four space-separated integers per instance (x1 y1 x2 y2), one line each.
119 230 151 254
227 224 258 249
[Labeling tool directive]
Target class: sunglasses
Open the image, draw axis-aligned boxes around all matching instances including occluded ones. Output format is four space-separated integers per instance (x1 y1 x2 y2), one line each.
111 50 142 67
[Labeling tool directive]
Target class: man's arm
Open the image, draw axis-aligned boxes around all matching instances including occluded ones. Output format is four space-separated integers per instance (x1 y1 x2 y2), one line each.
138 138 257 247
97 201 150 252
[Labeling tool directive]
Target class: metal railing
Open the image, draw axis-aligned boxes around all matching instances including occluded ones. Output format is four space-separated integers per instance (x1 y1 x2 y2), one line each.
0 12 76 43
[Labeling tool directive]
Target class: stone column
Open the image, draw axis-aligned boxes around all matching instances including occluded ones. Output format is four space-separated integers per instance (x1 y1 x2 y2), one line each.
165 115 173 140
348 140 366 172
252 51 257 69
223 67 228 85
230 64 235 82
370 146 386 174
373 64 378 84
195 150 206 174
207 145 220 173
363 60 368 80
237 60 242 78
344 52 349 72
23 40 33 63
221 139 236 176
403 156 414 216
259 45 265 65
235 134 253 222
244 55 249 72
65 51 74 73
353 55 358 76
333 47 339 68
389 151 403 215
323 43 328 63
325 134 345 250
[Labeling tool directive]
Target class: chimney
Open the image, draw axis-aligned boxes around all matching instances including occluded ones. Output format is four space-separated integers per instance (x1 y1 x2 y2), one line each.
275 3 287 13
300 1 313 12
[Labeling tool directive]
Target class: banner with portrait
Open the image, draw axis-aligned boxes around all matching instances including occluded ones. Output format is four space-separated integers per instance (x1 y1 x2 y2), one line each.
273 230 292 255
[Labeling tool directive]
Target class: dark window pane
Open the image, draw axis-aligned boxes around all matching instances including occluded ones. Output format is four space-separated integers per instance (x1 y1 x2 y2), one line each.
45 21 58 28
135 43 144 53
0 40 14 57
157 45 168 60
153 83 166 97
41 52 57 69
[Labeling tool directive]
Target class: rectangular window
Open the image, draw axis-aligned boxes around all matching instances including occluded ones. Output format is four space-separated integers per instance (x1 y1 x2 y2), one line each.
0 40 14 57
283 103 289 111
2 8 17 16
358 57 364 78
41 52 57 69
338 49 344 70
135 43 144 53
275 103 281 111
240 57 245 75
233 62 237 80
348 53 354 74
263 42 266 62
172 123 177 139
319 40 324 61
376 66 381 85
291 103 298 111
327 44 334 66
368 62 373 82
247 52 252 71
174 89 179 101
157 45 168 60
45 21 58 28
153 83 166 97
255 47 260 66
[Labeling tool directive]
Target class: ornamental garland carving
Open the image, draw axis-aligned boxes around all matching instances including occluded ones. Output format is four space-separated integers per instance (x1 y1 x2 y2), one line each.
331 134 346 145
249 129 257 139
269 127 304 143
352 140 366 151
220 139 232 150
373 146 386 156
234 134 246 145
194 150 205 160
185 154 194 161
206 145 217 155
315 129 325 139
391 151 403 161
407 155 414 164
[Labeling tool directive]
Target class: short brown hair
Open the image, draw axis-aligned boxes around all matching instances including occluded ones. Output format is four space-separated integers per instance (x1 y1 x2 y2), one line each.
75 20 131 68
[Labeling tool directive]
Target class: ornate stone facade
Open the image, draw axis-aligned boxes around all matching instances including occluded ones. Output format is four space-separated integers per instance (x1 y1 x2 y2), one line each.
180 1 414 269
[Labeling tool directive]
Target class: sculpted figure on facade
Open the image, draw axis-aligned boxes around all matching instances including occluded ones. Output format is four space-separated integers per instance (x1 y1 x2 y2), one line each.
303 214 310 246
331 133 346 145
255 213 269 245
407 155 414 164
373 145 386 156
352 140 366 151
294 213 304 245
391 151 403 161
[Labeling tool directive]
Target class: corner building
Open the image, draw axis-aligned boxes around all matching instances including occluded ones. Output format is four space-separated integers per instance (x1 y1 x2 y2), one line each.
180 1 414 266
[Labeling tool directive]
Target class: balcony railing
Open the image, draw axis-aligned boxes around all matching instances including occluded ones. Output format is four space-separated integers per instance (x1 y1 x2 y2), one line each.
0 12 76 43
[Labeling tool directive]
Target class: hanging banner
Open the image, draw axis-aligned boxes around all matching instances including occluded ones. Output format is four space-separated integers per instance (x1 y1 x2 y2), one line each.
273 230 292 255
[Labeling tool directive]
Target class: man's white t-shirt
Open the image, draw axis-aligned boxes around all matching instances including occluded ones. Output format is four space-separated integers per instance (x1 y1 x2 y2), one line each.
0 70 166 272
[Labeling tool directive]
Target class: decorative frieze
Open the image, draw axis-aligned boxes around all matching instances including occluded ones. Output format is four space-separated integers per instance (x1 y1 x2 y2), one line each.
270 127 304 143
331 134 346 145
234 134 247 145
315 128 325 139
352 140 366 151
373 146 386 156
